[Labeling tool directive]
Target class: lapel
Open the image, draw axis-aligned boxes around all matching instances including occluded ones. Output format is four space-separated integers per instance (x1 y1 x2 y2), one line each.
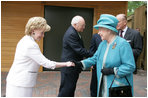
124 27 130 39
78 32 84 47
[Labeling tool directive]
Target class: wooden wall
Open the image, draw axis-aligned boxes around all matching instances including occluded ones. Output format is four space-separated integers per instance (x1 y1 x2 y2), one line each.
134 5 147 70
127 5 147 70
1 1 127 72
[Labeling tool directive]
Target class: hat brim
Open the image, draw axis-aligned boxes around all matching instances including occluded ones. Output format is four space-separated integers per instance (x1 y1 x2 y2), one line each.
94 24 118 33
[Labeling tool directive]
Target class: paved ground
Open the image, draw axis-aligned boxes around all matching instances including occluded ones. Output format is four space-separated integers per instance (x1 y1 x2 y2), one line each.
1 69 147 97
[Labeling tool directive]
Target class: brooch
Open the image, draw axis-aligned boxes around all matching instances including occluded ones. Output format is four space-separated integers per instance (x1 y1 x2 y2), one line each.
112 42 117 49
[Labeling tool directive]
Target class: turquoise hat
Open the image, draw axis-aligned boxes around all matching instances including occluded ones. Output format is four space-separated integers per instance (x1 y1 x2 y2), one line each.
94 14 119 33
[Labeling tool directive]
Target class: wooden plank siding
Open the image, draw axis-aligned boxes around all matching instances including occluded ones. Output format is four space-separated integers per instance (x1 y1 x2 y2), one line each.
133 5 147 70
1 1 127 72
127 5 147 70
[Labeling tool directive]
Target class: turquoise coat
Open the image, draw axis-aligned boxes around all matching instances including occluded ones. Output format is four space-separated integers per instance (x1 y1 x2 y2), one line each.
82 36 135 97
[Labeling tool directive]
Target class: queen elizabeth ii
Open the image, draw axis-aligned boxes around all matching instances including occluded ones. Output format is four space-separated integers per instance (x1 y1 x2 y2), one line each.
73 14 135 97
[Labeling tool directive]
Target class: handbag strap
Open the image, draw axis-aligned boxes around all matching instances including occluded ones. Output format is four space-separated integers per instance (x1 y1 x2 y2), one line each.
109 75 131 88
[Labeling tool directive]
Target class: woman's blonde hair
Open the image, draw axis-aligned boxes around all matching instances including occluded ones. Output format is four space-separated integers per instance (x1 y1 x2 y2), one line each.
25 17 51 35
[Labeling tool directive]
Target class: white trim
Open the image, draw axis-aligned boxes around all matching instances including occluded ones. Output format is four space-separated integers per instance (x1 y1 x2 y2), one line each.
99 43 110 97
102 44 110 97
114 67 120 78
81 61 86 70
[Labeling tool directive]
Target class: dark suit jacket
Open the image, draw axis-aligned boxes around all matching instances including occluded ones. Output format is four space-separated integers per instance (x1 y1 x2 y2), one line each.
61 25 92 73
124 27 143 62
89 33 102 54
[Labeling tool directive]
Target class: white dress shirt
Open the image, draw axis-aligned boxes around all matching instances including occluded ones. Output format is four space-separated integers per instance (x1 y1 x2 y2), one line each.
6 35 56 87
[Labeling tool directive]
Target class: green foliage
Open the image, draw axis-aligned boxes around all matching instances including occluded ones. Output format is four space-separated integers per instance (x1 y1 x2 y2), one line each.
128 1 147 16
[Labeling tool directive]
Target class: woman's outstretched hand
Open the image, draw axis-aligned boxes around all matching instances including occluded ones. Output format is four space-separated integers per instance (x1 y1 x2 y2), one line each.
66 61 75 67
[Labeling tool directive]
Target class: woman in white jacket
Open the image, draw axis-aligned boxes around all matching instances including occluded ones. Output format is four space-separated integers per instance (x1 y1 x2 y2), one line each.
6 17 74 97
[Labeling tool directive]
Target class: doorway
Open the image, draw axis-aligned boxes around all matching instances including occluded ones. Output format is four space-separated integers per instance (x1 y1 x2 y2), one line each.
43 5 94 71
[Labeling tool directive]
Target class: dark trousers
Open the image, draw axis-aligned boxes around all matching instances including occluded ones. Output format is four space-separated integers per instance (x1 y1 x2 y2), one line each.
90 67 98 97
58 71 79 97
133 58 138 74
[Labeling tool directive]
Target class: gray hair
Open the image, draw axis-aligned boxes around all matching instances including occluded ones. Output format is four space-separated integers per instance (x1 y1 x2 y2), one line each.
105 27 116 35
100 27 116 35
71 15 83 25
116 14 127 21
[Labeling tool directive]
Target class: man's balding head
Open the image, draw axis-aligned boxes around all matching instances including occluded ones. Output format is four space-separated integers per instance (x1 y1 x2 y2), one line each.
71 15 85 32
116 14 127 30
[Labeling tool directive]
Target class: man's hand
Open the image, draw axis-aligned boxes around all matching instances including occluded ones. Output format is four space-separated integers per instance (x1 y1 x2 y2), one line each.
72 61 83 68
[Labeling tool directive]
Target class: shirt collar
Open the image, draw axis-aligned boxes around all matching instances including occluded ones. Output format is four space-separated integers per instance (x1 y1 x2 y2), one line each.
120 26 128 37
123 26 128 33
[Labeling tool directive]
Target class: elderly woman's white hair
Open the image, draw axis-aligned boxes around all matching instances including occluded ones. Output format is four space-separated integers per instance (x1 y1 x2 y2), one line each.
25 17 51 35
71 15 84 25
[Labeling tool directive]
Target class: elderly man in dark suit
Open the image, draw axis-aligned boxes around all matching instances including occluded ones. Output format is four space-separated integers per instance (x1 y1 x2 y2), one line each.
116 14 143 74
58 15 92 97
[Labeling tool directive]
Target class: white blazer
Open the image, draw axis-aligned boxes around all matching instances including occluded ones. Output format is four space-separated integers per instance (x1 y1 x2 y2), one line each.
6 35 56 87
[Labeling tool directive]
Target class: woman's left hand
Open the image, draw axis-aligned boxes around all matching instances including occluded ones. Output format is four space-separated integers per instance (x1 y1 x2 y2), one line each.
101 68 114 75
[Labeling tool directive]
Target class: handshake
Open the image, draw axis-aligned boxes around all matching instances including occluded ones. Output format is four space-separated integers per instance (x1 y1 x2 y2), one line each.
66 61 75 67
66 61 83 69
65 61 114 75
